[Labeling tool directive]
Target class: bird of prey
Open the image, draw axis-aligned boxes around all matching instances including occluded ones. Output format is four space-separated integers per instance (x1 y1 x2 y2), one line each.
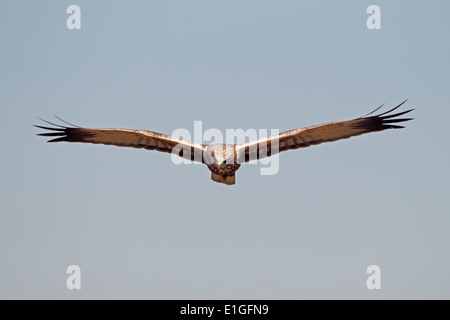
35 101 413 185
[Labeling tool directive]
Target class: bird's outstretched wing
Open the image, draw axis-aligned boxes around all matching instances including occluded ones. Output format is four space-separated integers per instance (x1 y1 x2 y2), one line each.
236 100 414 162
35 119 206 163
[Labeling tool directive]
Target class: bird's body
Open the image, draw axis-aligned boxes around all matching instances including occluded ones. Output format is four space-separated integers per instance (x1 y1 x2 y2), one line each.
35 101 413 185
204 144 241 185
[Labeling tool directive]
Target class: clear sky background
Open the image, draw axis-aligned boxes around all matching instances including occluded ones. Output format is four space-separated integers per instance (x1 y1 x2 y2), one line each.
1 0 449 299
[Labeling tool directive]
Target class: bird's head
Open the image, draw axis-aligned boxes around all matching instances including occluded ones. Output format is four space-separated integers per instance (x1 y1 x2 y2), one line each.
204 144 235 166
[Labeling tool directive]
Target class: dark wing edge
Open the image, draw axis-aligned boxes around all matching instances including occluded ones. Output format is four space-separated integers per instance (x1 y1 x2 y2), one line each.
34 117 206 163
350 99 414 132
34 118 95 143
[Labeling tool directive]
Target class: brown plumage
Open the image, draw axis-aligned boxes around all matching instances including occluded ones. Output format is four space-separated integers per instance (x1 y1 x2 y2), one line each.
35 101 413 185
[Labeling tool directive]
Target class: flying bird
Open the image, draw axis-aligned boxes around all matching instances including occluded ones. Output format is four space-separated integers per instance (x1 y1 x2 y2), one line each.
35 101 413 185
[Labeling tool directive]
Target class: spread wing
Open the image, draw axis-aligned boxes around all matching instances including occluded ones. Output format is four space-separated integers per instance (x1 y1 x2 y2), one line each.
35 119 206 163
236 101 414 162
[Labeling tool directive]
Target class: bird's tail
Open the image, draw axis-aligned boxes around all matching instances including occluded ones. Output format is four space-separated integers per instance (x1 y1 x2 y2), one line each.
211 173 235 185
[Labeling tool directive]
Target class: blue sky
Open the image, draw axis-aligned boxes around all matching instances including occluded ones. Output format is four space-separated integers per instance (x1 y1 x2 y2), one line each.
1 0 449 299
